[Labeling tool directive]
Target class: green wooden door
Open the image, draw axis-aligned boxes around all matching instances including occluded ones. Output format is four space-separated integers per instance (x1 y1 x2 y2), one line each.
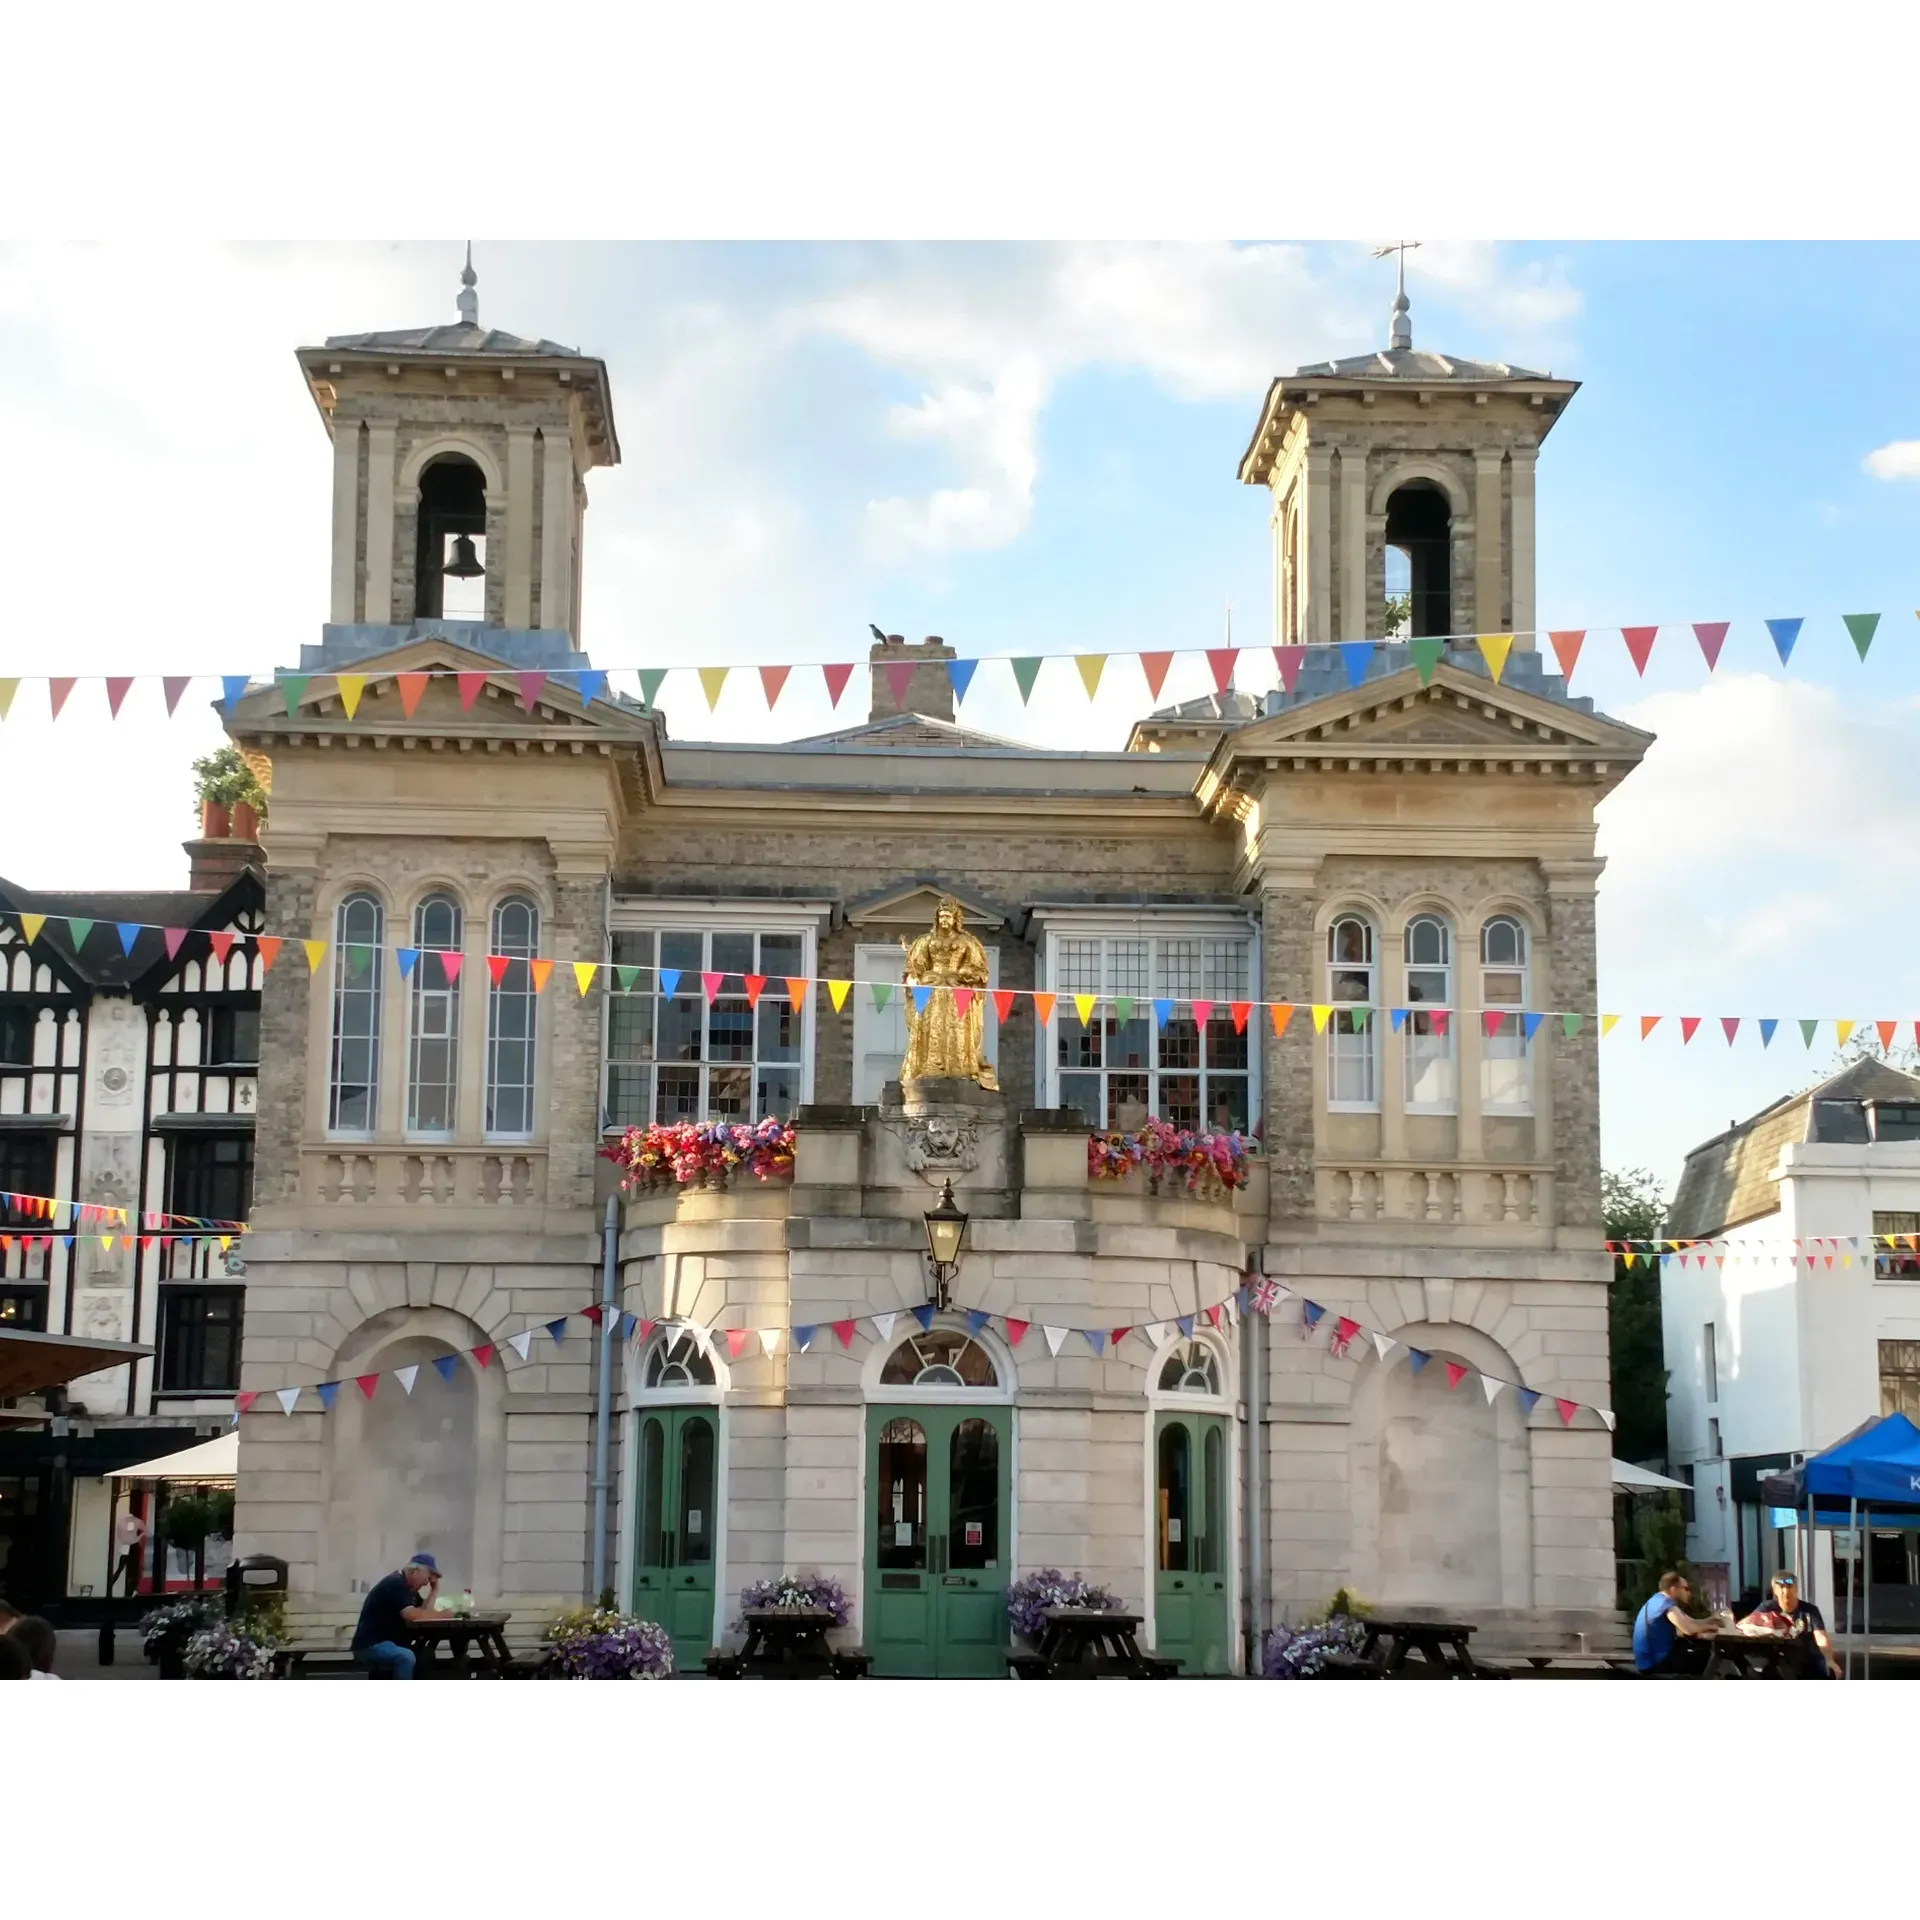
866 1404 1011 1677
631 1407 719 1672
1153 1411 1231 1675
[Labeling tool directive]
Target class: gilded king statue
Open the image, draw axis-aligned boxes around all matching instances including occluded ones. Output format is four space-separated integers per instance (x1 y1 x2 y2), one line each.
901 897 999 1090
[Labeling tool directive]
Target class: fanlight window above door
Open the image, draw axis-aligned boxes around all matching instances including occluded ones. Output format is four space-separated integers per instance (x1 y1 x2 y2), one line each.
1157 1340 1221 1395
644 1331 717 1389
879 1330 999 1389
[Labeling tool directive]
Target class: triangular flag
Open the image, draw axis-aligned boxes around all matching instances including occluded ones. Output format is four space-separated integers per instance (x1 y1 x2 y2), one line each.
871 981 892 1012
1031 992 1056 1025
1598 1408 1618 1433
1206 648 1238 694
163 927 187 961
396 671 430 717
638 668 668 708
657 966 680 996
545 1319 568 1344
759 1328 782 1357
48 677 77 718
1621 626 1658 675
1272 644 1306 692
571 668 607 707
1192 999 1215 1029
1230 1001 1251 1034
1481 1374 1504 1405
1693 621 1729 670
1601 1013 1620 1037
276 1387 301 1415
1477 633 1513 683
1877 1019 1900 1053
1444 1361 1468 1390
1482 1009 1505 1040
1143 1322 1167 1348
276 674 308 718
1073 993 1096 1027
1338 640 1372 690
784 977 809 1009
1370 1330 1395 1361
1407 1349 1429 1374
1799 1019 1819 1048
1843 612 1880 660
828 979 852 1013
702 971 725 1003
948 658 977 705
1311 1005 1333 1034
1406 637 1444 686
1011 657 1043 704
822 663 855 707
871 1311 898 1343
233 1390 258 1416
1836 1020 1856 1048
104 676 134 718
221 675 250 714
831 1318 857 1348
336 673 367 719
66 918 95 951
485 954 511 987
355 1374 380 1401
1523 1012 1544 1042
1043 1325 1068 1357
471 1343 495 1369
1151 997 1172 1030
1516 1387 1540 1415
161 675 192 716
1082 1328 1107 1355
457 671 488 711
1765 617 1802 664
1679 1016 1701 1044
1004 1318 1029 1346
573 961 598 996
1175 1314 1194 1337
912 986 933 1016
742 975 766 1008
1721 1016 1741 1045
952 987 974 1018
1759 1018 1777 1047
792 1325 815 1352
395 947 420 980
1640 1015 1661 1039
304 940 326 974
515 671 548 713
18 913 46 945
432 1355 459 1383
1555 1398 1579 1427
698 667 730 710
910 1305 934 1332
1075 655 1107 699
115 922 141 955
1139 652 1173 701
724 1328 750 1361
758 663 792 708
509 1330 533 1361
1562 1012 1582 1039
1269 1002 1295 1038
0 679 18 720
883 659 915 708
1548 630 1585 683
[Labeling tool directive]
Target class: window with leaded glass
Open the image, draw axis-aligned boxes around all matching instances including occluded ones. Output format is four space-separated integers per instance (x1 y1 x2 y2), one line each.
486 895 540 1137
166 1132 253 1223
1326 915 1377 1109
328 893 383 1133
158 1287 244 1393
1479 915 1531 1113
407 893 462 1135
1403 913 1455 1112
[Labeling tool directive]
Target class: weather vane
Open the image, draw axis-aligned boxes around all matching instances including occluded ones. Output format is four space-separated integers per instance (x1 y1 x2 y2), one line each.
1372 240 1419 350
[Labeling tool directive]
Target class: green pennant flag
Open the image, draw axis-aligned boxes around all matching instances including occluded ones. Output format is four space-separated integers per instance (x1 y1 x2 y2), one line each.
65 918 95 951
638 668 667 709
1843 612 1880 660
1408 637 1444 686
871 982 892 1012
1351 1007 1370 1031
615 966 642 993
1010 658 1043 704
1561 1012 1583 1039
1799 1018 1819 1048
345 944 370 979
280 675 310 718
1113 997 1135 1024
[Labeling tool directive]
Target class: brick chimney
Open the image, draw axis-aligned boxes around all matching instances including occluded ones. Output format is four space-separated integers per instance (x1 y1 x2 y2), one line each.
868 634 955 723
185 805 266 893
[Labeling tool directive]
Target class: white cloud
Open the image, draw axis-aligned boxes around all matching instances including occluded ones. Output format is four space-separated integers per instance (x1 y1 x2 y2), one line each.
1863 438 1920 480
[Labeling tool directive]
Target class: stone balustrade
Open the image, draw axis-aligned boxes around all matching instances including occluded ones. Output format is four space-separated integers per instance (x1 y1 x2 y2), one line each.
1314 1159 1554 1231
302 1142 547 1209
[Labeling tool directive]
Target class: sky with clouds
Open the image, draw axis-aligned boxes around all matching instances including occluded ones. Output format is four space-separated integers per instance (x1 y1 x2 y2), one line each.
1 239 1917 1190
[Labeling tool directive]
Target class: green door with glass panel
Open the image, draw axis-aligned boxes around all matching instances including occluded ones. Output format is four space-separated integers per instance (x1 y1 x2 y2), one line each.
631 1407 718 1671
1153 1411 1230 1675
866 1404 1012 1677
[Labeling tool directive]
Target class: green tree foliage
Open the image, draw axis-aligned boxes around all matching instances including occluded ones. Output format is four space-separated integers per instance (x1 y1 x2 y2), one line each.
190 745 268 821
1604 1167 1670 1466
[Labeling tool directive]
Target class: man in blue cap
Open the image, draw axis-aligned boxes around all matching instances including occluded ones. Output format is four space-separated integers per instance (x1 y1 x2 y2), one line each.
351 1553 444 1678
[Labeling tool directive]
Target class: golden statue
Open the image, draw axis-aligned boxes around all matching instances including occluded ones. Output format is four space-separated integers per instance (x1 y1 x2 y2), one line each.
901 897 998 1090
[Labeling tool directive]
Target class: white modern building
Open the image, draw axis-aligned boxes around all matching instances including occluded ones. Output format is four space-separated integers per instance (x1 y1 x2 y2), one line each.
1663 1058 1920 1624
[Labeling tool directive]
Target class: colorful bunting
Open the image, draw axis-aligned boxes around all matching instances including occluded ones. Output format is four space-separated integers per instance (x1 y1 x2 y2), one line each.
1548 630 1585 683
1621 626 1658 675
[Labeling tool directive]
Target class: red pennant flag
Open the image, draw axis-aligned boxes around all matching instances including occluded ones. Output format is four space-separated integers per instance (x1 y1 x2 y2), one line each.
1640 1015 1661 1039
397 672 430 717
105 676 135 717
1721 1017 1741 1044
991 989 1016 1023
1230 1001 1251 1034
256 936 282 973
1482 1010 1504 1039
486 954 511 986
1693 621 1729 670
822 662 855 706
759 664 792 707
1548 630 1585 683
1877 1019 1900 1053
1205 648 1237 694
743 975 766 1008
234 1390 258 1416
831 1318 857 1348
952 987 974 1018
1204 1304 1222 1327
471 1343 495 1369
1272 645 1306 693
516 671 548 711
1621 625 1658 675
1112 1327 1130 1350
208 932 235 964
457 671 489 711
784 977 809 1007
49 677 76 718
1432 1009 1450 1038
1335 1316 1360 1345
1680 1016 1701 1044
1192 999 1214 1028
355 1374 380 1400
1139 652 1173 701
582 1305 604 1327
440 952 463 987
701 971 724 1002
636 1318 657 1344
1555 1397 1579 1427
138 1234 153 1251
1004 1318 1029 1346
162 675 193 716
1445 1361 1469 1389
163 928 187 960
724 1328 750 1360
883 659 915 708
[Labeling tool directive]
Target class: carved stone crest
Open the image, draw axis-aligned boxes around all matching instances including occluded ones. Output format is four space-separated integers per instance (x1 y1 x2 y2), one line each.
900 1110 980 1173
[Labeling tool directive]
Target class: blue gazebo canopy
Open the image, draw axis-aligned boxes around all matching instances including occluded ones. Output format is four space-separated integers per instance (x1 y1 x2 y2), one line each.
1803 1411 1920 1507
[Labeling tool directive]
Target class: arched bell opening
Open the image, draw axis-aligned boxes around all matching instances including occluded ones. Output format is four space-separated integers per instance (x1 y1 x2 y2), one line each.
1384 481 1452 639
414 454 488 620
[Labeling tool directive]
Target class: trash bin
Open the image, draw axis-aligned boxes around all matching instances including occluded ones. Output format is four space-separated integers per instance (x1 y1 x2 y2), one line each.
224 1552 288 1619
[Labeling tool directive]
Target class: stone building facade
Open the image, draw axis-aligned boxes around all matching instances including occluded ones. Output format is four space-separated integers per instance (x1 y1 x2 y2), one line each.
227 268 1649 1671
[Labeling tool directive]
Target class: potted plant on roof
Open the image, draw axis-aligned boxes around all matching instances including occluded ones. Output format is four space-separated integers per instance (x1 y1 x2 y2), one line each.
191 745 268 842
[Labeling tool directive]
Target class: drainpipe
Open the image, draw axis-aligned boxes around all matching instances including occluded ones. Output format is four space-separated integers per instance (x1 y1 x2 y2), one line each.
1244 1268 1264 1674
589 1192 618 1604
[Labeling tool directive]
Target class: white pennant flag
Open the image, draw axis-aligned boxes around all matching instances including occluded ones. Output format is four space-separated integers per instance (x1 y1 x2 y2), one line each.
1143 1321 1167 1349
1221 1297 1237 1325
395 1364 419 1395
1043 1325 1068 1357
871 1311 898 1343
1598 1408 1618 1432
509 1330 533 1361
1481 1374 1504 1405
1370 1329 1395 1362
276 1386 300 1416
758 1327 782 1357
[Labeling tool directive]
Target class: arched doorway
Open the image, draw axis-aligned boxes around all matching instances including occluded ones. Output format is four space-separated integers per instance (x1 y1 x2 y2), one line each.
1147 1334 1234 1674
626 1327 724 1671
1375 1349 1502 1607
864 1324 1013 1678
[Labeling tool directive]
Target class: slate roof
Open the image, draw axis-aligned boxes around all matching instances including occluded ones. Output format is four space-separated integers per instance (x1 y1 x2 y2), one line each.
320 322 586 359
0 874 262 993
1667 1058 1920 1238
1286 347 1551 383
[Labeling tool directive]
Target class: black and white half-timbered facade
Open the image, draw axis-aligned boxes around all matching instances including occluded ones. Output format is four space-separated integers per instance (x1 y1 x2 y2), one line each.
0 851 264 1619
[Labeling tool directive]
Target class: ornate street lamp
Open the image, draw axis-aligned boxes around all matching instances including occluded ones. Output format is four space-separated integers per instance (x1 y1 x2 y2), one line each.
921 1178 968 1312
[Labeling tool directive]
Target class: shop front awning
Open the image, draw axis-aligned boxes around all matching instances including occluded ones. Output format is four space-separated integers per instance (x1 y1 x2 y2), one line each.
105 1431 238 1481
1611 1458 1690 1492
0 1327 151 1398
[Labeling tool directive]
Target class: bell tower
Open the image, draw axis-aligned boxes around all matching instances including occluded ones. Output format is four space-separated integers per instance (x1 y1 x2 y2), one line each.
1238 272 1577 650
294 250 620 669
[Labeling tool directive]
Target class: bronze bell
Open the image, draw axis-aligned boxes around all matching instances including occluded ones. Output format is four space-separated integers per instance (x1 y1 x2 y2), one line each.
442 533 484 579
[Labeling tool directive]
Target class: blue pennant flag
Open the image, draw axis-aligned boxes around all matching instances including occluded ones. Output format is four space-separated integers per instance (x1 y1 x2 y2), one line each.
1082 1328 1107 1355
1301 1301 1326 1329
432 1354 459 1384
545 1318 568 1344
395 947 420 979
1235 1285 1250 1311
1151 998 1173 1031
616 1312 637 1339
658 967 681 997
316 1381 340 1410
1515 1387 1541 1414
1759 1019 1778 1048
1176 1313 1194 1337
221 675 251 713
966 1309 989 1337
116 922 141 955
61 1236 74 1251
948 658 978 704
1339 640 1374 690
1407 1348 1430 1373
1390 1007 1408 1033
792 1325 815 1352
911 1304 935 1331
1523 1012 1544 1042
572 668 608 707
911 985 932 1014
1766 617 1803 664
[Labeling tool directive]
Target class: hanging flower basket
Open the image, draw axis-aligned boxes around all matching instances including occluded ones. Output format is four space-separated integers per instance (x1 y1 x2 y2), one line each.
737 1573 851 1628
1005 1569 1123 1643
1087 1119 1251 1196
600 1119 796 1191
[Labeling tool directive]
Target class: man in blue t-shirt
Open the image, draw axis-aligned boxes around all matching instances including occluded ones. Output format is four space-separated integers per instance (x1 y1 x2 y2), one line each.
351 1554 443 1678
1632 1569 1719 1675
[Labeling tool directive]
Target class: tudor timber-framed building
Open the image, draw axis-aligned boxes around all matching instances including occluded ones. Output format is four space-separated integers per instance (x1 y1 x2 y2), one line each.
225 264 1650 1673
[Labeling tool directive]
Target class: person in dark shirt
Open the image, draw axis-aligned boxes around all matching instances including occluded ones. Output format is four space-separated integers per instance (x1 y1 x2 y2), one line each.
351 1553 442 1678
1740 1570 1840 1678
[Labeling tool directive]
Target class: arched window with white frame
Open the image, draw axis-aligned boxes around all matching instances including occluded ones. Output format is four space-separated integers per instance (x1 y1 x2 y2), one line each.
328 892 384 1134
1403 913 1456 1113
1156 1339 1224 1397
1480 915 1531 1113
486 894 540 1137
407 893 462 1135
1326 915 1377 1109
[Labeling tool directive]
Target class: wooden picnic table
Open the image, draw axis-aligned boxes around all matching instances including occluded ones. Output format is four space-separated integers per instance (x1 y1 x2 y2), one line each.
1323 1617 1506 1679
409 1611 514 1678
1701 1628 1813 1680
706 1607 869 1678
1009 1608 1180 1679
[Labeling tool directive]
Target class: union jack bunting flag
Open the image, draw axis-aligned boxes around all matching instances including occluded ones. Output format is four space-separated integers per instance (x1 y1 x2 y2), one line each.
1249 1279 1284 1315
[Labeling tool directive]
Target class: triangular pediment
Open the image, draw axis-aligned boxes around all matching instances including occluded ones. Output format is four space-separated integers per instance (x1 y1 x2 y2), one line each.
844 880 1010 931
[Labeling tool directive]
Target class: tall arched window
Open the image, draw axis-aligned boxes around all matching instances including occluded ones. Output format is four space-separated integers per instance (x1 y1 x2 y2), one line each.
1326 915 1377 1109
1480 915 1531 1113
1403 913 1456 1113
486 894 540 1137
407 893 462 1135
328 892 384 1134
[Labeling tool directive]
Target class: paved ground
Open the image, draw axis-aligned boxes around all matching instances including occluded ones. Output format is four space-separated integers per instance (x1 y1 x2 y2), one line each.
49 1627 159 1679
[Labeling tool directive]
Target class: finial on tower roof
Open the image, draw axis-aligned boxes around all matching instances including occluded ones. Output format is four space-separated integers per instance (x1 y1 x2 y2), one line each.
457 242 479 328
1372 240 1419 351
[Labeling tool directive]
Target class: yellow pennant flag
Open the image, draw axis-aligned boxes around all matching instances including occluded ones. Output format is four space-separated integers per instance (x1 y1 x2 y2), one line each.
0 679 18 720
99 1235 113 1251
1835 1020 1855 1047
1478 633 1514 684
1311 1004 1333 1034
1074 655 1107 699
1073 993 1097 1027
698 666 730 710
1600 1013 1620 1037
336 674 367 720
303 940 327 974
19 912 46 944
827 979 852 1013
572 961 598 996
220 1235 232 1252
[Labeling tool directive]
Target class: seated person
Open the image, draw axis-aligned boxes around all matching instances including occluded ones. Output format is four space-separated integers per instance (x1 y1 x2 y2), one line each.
350 1553 444 1679
8 1614 59 1679
1632 1569 1719 1675
1739 1570 1840 1678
